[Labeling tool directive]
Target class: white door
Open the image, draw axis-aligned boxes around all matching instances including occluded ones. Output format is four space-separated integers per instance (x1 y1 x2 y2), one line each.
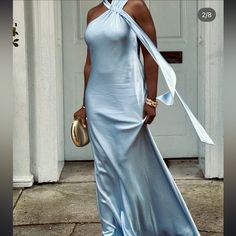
62 0 198 160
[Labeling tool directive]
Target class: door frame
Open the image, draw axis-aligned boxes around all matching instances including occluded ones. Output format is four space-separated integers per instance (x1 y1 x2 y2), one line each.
197 0 224 178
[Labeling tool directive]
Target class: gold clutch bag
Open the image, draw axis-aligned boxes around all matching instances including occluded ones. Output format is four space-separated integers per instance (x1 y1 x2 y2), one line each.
71 117 90 147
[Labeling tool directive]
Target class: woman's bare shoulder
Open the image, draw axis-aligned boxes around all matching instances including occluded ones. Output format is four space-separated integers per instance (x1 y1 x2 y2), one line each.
123 0 150 20
86 3 104 23
125 0 157 46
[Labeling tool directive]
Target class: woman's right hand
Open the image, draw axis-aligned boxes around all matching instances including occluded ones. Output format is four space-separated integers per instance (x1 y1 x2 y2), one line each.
73 107 87 128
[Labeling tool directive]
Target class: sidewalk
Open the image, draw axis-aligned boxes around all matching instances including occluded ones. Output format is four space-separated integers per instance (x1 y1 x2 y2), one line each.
13 159 223 236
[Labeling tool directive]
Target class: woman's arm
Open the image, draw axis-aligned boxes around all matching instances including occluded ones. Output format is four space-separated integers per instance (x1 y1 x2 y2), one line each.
74 48 91 127
129 0 158 101
74 11 92 127
125 0 158 124
82 8 94 106
82 47 91 106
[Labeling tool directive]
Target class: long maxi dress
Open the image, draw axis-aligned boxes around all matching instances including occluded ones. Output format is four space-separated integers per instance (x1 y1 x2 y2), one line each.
84 0 215 235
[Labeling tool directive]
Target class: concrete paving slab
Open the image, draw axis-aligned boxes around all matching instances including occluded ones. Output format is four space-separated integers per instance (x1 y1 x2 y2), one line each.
71 223 102 236
13 183 99 225
60 161 95 183
199 232 223 236
168 159 204 179
13 189 23 208
60 159 203 183
176 180 223 233
13 224 75 236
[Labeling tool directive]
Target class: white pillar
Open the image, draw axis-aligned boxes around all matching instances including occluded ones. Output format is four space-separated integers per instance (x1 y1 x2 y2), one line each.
198 0 224 178
29 0 64 182
13 0 33 187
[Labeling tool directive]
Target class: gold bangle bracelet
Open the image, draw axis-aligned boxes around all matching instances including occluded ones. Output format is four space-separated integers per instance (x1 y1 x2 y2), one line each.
145 100 157 108
146 97 158 103
145 98 158 108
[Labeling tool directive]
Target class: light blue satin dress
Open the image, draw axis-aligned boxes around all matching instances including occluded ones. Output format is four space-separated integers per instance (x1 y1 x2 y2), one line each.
84 0 214 235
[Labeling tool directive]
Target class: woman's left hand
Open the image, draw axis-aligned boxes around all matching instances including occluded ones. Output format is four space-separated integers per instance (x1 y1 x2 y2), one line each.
143 103 156 124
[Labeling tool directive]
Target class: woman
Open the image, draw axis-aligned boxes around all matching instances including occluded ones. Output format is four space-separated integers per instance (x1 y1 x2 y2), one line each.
74 0 214 235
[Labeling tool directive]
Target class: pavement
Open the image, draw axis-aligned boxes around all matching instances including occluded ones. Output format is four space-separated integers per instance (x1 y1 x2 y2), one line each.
13 159 223 236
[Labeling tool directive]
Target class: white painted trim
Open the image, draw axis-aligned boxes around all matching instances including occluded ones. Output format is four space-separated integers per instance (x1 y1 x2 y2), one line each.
197 0 224 178
13 176 34 188
29 0 65 183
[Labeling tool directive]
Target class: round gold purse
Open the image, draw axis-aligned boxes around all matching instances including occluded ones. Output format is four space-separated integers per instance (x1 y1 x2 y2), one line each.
71 117 90 147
